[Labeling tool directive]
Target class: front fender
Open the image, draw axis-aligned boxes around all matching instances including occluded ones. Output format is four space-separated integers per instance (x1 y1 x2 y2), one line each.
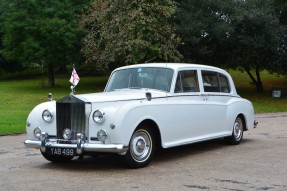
110 100 164 146
26 101 56 140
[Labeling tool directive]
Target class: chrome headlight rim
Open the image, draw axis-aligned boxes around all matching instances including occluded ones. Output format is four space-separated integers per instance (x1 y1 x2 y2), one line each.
93 110 105 124
42 109 54 123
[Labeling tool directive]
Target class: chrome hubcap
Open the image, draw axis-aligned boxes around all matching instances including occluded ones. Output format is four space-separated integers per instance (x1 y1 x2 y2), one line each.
130 130 152 162
233 118 243 141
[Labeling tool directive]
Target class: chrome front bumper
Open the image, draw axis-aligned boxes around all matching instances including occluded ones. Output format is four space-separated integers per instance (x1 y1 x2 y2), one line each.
24 132 128 155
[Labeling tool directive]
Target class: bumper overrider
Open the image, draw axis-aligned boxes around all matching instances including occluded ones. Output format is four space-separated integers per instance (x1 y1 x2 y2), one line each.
24 132 128 155
254 120 258 128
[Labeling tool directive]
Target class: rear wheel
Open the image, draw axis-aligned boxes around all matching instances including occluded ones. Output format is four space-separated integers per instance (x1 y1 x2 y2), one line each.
41 151 74 163
123 127 155 168
225 116 244 145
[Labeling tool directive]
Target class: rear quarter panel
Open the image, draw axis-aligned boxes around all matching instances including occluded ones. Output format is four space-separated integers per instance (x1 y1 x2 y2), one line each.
226 97 255 133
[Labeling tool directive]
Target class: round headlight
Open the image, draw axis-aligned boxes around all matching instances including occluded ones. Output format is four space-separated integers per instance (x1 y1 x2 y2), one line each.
93 110 105 124
63 128 72 140
42 109 53 123
34 127 42 139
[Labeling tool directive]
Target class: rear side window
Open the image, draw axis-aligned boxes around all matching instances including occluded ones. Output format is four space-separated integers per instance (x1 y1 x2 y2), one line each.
175 70 199 93
219 74 230 93
202 71 230 93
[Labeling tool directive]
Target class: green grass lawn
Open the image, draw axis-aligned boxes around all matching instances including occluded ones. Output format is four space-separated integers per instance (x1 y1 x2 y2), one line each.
228 70 287 113
0 70 286 135
0 75 108 135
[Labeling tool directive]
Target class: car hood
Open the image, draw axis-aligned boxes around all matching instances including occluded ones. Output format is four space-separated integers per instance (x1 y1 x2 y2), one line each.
75 89 168 103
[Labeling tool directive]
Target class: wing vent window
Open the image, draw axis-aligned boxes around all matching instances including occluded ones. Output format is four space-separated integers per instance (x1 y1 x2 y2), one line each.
175 70 199 93
202 71 230 93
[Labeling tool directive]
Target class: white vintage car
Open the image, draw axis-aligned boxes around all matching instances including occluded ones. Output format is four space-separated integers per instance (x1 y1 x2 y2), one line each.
24 63 258 168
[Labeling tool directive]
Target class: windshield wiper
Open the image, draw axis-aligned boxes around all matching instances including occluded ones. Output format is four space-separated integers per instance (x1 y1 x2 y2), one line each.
107 89 119 92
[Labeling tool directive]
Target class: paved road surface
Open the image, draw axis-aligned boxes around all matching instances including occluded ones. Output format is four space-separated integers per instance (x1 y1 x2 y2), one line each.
0 113 287 191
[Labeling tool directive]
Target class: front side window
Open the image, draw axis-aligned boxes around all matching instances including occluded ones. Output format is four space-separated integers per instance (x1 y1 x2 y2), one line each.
105 67 174 92
175 70 199 93
202 70 230 93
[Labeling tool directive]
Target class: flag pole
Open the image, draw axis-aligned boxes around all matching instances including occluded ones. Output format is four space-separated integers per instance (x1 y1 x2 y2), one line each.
70 85 75 95
70 64 76 95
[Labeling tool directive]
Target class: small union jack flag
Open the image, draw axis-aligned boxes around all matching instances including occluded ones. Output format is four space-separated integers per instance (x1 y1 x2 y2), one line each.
69 68 80 86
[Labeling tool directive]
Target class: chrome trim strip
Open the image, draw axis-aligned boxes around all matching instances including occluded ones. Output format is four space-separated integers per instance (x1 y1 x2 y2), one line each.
85 103 92 142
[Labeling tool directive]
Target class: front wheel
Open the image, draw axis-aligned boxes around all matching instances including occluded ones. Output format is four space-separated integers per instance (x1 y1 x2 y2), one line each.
123 127 155 168
41 151 74 163
225 116 244 145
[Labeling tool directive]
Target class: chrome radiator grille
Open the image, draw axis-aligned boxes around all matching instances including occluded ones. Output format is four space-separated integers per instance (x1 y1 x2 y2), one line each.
56 96 89 140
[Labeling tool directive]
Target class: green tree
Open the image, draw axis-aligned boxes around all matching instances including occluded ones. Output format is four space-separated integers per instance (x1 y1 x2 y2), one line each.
0 0 21 73
0 0 89 86
81 0 181 70
175 0 284 92
274 0 287 75
174 0 233 64
274 0 287 24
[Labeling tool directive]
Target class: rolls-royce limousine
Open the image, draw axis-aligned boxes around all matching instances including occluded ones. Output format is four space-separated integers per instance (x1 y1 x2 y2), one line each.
24 63 258 168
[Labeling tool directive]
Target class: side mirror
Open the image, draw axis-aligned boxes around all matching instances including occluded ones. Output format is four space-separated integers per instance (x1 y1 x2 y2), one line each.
145 92 152 101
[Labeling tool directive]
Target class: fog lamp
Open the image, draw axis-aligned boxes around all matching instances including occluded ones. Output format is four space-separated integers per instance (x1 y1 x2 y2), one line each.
97 129 108 142
34 127 42 139
63 128 72 140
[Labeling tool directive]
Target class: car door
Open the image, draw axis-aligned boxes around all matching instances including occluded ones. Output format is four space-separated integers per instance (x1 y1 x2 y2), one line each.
162 69 232 147
199 70 231 136
164 69 207 146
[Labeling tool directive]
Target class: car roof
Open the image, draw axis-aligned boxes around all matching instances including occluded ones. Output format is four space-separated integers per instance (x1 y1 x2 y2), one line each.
110 63 237 95
115 63 227 74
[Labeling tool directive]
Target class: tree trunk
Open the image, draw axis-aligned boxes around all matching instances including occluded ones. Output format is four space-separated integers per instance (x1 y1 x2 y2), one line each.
48 63 55 87
255 65 264 92
58 63 67 73
245 67 264 93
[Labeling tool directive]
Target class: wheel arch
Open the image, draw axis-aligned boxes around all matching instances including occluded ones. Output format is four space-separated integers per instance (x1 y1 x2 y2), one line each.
237 113 247 131
136 119 162 150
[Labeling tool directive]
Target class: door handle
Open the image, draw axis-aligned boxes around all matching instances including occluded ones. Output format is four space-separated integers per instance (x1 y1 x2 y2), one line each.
201 94 208 101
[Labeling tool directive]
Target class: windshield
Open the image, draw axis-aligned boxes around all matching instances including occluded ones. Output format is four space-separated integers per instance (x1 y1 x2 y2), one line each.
105 67 174 92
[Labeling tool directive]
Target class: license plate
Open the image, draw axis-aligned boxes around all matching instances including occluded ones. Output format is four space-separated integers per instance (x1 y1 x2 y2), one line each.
48 147 75 156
